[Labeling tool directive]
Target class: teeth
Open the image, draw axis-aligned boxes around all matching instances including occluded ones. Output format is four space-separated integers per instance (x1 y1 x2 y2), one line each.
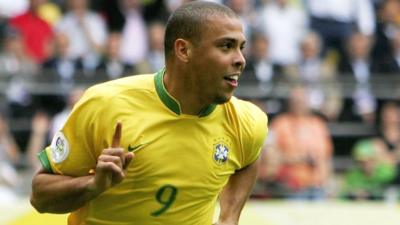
228 75 239 81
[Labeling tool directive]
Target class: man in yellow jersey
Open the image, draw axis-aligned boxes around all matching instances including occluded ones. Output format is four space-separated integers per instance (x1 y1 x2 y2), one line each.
30 1 268 225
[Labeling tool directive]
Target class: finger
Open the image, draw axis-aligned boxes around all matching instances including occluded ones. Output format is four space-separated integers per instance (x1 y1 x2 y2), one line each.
111 122 122 148
102 148 124 156
97 161 123 175
97 161 125 183
93 162 117 189
102 148 125 165
123 152 134 169
98 154 123 169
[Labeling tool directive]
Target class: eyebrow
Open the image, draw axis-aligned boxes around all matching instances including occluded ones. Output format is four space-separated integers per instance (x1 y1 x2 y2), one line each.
216 37 246 46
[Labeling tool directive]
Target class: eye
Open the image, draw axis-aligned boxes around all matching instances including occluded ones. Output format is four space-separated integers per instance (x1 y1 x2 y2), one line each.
220 42 233 50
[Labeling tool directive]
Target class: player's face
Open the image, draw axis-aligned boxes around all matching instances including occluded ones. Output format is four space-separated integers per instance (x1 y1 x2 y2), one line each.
189 16 246 104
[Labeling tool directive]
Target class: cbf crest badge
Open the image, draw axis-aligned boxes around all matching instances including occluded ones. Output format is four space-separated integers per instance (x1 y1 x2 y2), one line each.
213 138 231 165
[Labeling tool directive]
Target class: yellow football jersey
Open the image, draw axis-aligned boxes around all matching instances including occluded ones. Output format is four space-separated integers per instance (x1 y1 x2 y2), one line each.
38 70 268 225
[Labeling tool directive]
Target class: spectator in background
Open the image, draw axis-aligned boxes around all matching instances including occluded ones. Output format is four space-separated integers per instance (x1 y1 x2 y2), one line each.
371 0 400 73
118 0 148 67
241 32 282 116
56 0 107 76
141 0 170 23
225 0 257 51
8 0 54 64
96 0 125 32
0 26 38 120
34 32 74 117
42 32 78 84
256 0 307 72
342 139 396 200
254 131 281 198
339 32 376 83
0 113 21 170
49 87 84 139
305 0 375 60
341 102 400 200
242 32 275 85
381 30 400 73
0 26 38 77
294 31 343 121
97 32 135 79
375 101 400 185
0 113 21 198
135 21 165 74
349 84 377 124
267 86 333 199
339 32 378 124
25 111 49 169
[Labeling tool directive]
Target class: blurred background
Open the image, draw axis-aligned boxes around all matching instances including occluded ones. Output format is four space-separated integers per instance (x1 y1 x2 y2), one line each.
0 0 400 224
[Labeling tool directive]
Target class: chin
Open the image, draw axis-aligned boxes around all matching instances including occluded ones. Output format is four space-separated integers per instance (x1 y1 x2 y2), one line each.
213 94 232 104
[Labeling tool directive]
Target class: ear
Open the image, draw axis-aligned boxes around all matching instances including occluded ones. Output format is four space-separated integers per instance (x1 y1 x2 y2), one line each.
174 38 192 63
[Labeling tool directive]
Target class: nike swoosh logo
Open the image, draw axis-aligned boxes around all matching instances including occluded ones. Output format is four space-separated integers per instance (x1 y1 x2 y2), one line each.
128 142 151 152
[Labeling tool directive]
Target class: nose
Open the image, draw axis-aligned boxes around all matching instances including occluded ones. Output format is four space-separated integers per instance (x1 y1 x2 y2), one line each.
234 50 246 71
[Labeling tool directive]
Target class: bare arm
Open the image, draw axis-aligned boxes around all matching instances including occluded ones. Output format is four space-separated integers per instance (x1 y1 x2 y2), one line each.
30 123 134 214
30 169 97 213
216 159 259 225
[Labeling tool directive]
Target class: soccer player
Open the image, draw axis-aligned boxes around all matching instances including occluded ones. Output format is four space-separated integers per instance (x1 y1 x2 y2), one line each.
30 1 268 225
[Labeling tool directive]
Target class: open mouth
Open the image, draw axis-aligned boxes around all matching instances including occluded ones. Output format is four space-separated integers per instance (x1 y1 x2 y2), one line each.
223 74 239 87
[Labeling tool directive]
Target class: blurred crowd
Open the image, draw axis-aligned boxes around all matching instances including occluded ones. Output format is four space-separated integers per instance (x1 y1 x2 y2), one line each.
0 0 400 201
255 87 400 201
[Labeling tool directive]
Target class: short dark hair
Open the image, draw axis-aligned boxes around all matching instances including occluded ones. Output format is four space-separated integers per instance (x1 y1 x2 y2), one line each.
164 1 237 58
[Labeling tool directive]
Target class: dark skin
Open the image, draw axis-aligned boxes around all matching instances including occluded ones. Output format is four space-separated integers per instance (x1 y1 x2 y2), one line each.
31 13 259 225
165 16 255 225
164 16 246 115
30 122 134 213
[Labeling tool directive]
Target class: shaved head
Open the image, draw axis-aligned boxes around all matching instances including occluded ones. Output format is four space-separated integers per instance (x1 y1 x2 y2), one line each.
164 1 238 58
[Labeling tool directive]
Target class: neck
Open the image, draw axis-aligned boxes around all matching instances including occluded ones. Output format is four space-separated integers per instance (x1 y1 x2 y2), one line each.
164 67 209 115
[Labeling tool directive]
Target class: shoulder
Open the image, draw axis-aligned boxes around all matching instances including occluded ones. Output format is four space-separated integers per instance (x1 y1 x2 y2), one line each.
226 97 269 166
83 74 155 103
228 97 268 124
225 97 268 137
67 74 155 128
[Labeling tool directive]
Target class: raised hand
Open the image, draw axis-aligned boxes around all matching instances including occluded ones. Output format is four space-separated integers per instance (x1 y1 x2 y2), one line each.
88 122 134 195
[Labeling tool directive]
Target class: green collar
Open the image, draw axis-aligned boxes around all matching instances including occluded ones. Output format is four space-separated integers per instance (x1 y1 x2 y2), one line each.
154 69 216 117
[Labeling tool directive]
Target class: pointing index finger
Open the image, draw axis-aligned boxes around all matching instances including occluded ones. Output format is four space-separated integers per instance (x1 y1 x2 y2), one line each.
111 122 122 148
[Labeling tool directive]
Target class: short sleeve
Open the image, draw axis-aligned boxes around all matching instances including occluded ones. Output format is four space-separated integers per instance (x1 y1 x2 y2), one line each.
37 87 106 176
240 103 269 167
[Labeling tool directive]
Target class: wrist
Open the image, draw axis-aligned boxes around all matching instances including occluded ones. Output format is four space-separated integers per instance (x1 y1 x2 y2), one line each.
85 176 103 199
216 218 238 225
215 221 238 225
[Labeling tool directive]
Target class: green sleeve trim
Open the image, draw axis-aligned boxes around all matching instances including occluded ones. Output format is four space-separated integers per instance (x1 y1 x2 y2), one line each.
37 149 53 173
